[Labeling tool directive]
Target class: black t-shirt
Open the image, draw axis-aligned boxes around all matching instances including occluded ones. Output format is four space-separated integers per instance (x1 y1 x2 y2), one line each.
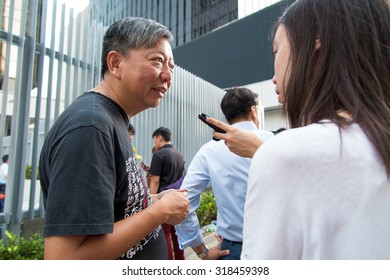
149 144 185 192
39 91 167 259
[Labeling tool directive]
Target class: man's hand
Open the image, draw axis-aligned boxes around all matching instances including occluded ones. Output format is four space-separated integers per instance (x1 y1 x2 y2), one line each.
193 241 230 260
205 244 230 260
157 190 190 225
150 189 174 202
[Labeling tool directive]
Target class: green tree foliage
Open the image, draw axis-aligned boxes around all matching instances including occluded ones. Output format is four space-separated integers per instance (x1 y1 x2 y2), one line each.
195 190 217 227
0 231 44 260
25 165 39 180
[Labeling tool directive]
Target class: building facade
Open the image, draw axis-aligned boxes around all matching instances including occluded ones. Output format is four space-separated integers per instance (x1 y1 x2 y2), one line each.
89 0 237 47
89 0 282 48
173 0 294 130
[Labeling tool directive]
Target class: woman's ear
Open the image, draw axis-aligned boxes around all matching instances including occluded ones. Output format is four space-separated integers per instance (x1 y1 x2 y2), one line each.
315 38 321 50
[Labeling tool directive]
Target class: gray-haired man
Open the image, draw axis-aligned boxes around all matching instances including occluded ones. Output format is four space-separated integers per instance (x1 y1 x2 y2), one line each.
39 17 189 260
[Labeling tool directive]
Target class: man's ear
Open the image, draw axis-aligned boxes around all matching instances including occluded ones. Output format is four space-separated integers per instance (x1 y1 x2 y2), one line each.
250 105 258 119
250 105 260 128
106 51 122 78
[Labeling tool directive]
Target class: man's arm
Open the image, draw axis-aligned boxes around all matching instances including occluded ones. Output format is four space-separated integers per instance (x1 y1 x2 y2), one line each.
174 152 229 260
44 190 190 259
149 175 160 194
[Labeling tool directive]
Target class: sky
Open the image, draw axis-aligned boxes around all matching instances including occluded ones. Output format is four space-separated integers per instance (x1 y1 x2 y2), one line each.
56 0 90 15
44 0 90 44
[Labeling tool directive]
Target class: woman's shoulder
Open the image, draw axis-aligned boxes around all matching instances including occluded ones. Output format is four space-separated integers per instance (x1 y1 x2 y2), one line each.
257 122 343 160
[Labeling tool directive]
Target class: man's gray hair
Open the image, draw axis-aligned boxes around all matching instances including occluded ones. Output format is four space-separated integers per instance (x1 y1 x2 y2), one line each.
101 17 174 78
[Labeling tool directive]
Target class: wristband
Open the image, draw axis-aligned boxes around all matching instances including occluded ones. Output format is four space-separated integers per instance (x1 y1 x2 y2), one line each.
197 245 209 259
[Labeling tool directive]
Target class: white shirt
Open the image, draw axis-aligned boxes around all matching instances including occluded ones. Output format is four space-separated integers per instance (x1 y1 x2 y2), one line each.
242 121 390 259
175 121 274 248
0 162 8 184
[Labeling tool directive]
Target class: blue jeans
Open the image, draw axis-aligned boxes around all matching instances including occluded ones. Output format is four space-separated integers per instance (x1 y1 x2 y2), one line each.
219 239 242 260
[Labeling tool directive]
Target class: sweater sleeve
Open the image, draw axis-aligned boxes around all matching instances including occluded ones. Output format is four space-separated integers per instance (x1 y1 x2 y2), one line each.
241 137 304 259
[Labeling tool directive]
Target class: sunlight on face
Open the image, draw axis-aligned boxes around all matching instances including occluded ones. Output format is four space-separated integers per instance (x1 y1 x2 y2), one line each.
119 38 174 115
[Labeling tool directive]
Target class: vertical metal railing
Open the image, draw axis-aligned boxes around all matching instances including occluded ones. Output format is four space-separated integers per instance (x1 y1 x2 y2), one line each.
30 0 48 220
6 0 30 234
0 0 14 155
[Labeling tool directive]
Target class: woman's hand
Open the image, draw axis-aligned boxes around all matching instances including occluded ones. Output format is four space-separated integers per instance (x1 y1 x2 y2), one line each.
206 117 264 158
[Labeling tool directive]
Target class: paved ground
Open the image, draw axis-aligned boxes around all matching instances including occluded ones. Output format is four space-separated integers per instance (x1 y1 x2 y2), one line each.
184 231 219 260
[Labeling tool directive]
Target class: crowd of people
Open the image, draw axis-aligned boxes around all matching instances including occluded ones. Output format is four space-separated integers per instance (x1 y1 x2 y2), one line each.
38 0 390 260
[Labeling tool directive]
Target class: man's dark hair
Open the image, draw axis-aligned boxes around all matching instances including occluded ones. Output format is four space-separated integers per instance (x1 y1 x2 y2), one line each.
2 154 8 163
220 87 258 124
128 123 135 135
152 127 171 142
100 17 174 78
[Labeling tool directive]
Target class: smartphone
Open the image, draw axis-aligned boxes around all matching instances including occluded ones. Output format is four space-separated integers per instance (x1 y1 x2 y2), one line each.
198 113 226 141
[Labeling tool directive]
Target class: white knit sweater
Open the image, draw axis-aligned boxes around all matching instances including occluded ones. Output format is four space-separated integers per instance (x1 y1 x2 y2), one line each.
242 121 390 259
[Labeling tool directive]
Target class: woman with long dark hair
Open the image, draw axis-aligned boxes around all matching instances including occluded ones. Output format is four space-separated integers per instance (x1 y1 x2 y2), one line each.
208 0 390 259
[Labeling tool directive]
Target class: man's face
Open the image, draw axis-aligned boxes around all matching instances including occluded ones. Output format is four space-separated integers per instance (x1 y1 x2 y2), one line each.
119 38 174 114
128 132 134 143
153 135 163 149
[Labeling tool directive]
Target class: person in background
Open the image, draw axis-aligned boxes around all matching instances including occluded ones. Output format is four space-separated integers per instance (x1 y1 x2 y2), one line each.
39 17 189 260
149 127 186 260
206 0 390 259
175 88 274 260
128 123 150 181
0 154 8 213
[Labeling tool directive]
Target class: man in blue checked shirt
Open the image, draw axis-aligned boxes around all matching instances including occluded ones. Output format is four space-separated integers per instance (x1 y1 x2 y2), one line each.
175 87 274 260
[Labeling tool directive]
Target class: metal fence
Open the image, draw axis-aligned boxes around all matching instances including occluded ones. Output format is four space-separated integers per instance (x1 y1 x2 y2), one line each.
0 0 226 238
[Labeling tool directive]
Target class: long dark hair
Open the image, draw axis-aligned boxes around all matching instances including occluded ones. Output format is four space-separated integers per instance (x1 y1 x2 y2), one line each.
275 0 390 173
